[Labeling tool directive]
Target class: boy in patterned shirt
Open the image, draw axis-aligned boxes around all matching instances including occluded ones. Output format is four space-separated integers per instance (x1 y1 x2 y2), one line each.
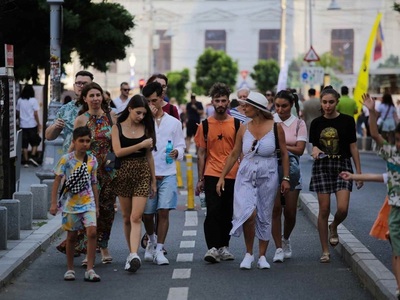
341 94 400 299
50 126 100 282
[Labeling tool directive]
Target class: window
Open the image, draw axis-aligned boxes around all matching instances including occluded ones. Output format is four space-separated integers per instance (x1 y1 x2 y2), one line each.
259 29 280 61
331 29 354 74
154 30 172 74
205 30 226 51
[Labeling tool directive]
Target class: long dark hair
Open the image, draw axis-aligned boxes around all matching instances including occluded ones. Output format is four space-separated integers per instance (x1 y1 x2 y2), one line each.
118 94 156 149
20 84 35 100
77 82 111 115
382 93 394 107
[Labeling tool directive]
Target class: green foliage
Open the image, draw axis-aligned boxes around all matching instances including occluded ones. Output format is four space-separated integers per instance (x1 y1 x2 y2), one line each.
166 68 190 104
394 2 400 12
195 48 238 95
315 52 344 72
378 55 400 68
0 0 135 83
250 59 280 92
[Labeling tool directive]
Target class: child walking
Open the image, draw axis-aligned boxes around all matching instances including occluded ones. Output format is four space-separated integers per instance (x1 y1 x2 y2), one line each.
50 126 101 282
341 93 400 298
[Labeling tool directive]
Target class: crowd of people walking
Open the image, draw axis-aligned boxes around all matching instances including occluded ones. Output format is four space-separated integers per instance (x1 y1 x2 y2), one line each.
40 71 398 297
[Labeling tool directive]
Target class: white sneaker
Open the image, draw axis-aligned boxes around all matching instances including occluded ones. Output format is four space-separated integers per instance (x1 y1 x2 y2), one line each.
240 253 254 270
204 247 220 263
282 238 292 259
273 248 284 263
218 246 235 261
257 256 271 269
144 242 155 262
153 250 169 265
124 253 141 272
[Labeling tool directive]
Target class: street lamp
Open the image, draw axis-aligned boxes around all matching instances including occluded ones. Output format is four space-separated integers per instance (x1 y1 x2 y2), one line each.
328 0 341 10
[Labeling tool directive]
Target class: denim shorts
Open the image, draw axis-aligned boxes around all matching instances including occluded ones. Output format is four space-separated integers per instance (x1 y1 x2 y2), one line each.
144 175 178 214
61 211 96 231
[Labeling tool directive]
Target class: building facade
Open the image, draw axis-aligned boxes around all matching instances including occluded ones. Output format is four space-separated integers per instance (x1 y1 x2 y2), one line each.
67 0 400 97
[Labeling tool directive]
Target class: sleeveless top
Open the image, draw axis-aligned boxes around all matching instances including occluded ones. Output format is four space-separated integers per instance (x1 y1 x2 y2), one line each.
85 112 115 182
118 123 147 158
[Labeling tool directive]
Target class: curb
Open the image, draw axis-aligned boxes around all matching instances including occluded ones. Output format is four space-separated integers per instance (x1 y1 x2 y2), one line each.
299 193 397 300
0 215 63 288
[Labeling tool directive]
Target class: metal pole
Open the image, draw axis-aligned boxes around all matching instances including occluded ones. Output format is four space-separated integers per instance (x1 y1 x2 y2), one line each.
309 0 313 47
185 154 194 210
279 0 287 69
148 0 154 78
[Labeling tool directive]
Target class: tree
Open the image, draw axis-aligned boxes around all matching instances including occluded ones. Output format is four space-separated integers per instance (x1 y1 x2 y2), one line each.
195 48 238 95
250 59 280 92
0 0 135 83
394 2 400 13
166 68 190 104
378 55 400 68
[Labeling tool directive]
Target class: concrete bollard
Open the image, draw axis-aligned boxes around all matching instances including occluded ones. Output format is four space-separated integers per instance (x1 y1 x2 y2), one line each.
42 179 55 210
0 206 7 249
0 199 20 240
30 184 48 219
13 192 33 230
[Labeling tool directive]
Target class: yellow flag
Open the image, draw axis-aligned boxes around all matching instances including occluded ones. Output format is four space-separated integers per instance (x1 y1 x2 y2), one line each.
353 13 382 119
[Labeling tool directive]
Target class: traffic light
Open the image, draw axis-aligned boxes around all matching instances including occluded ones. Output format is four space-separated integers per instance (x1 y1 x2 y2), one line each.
139 78 145 93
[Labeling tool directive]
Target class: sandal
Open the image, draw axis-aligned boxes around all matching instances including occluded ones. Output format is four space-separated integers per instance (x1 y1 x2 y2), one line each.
64 270 75 281
81 258 88 267
320 253 330 263
84 269 101 282
329 224 339 247
102 256 113 264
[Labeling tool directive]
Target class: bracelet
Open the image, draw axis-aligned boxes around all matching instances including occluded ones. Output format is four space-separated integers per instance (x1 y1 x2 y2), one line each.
282 176 290 182
198 178 204 182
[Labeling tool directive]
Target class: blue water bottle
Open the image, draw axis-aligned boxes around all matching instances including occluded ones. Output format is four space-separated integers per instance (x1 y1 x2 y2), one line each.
166 140 173 164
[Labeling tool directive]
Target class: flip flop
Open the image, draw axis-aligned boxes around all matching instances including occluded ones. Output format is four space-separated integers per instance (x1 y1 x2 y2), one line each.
329 224 339 247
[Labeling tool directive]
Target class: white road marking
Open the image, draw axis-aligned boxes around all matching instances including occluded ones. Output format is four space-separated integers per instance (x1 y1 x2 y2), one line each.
172 268 191 279
180 241 195 248
167 287 189 300
176 253 194 262
182 230 197 236
184 211 198 226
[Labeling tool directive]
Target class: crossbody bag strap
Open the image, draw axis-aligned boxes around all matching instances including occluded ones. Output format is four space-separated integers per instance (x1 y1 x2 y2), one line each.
59 154 88 198
382 105 390 122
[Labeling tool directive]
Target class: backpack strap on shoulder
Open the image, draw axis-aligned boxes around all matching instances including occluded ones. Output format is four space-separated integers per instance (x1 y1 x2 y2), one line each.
202 119 209 144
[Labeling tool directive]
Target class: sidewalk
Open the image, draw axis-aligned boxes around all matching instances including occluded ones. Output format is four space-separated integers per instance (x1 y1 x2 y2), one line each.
0 158 398 299
0 165 63 288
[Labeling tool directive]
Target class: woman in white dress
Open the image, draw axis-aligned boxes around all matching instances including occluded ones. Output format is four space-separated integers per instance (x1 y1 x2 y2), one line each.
216 92 290 269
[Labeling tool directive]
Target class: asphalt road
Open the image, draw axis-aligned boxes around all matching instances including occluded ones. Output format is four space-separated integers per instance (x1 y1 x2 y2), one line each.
0 154 383 299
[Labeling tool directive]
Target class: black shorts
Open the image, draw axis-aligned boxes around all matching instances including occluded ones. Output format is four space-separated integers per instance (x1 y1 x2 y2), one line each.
22 127 42 148
186 121 199 138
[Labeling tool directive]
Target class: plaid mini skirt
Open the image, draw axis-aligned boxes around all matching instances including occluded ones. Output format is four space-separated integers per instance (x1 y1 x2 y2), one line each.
309 157 353 194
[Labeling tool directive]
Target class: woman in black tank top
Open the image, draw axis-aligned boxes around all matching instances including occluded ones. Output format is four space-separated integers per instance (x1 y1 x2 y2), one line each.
111 94 157 273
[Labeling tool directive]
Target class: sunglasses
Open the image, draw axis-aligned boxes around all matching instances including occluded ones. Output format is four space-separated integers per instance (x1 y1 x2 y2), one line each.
250 139 258 153
74 81 89 87
123 89 131 92
266 93 272 96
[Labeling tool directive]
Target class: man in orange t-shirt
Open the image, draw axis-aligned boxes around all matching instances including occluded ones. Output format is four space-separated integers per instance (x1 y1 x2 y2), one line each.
195 82 240 264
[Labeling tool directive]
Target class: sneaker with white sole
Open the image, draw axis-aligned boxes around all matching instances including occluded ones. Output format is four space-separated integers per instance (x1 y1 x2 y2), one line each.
144 242 155 262
125 253 141 272
273 248 284 263
154 250 169 265
204 247 220 263
240 253 254 269
218 246 235 261
282 238 292 259
257 256 271 269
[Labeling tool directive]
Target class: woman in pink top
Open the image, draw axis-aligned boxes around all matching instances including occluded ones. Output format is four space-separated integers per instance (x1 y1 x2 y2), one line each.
271 90 307 263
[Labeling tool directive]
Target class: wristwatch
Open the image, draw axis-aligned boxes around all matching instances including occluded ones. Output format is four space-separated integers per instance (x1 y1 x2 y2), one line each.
282 176 290 182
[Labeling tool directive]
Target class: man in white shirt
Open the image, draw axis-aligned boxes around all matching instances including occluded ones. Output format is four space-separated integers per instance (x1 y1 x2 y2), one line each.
112 82 131 113
141 81 186 265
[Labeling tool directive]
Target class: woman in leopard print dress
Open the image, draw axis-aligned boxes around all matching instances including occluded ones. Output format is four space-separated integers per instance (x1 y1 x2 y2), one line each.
111 94 157 273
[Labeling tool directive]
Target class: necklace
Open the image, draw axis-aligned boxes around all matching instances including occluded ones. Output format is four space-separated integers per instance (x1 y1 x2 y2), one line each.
155 112 164 122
